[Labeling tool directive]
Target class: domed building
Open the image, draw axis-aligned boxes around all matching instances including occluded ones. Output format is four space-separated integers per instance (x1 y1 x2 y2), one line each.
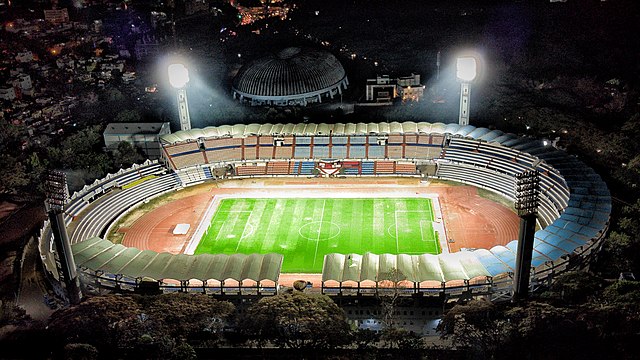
232 47 349 106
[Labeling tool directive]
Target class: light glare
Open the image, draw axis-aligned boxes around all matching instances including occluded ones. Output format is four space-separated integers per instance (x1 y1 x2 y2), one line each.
168 63 189 88
456 57 477 81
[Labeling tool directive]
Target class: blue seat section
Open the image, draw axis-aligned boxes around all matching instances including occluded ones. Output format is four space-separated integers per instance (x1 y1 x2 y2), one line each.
344 167 360 175
203 167 212 179
350 136 367 144
368 145 385 159
291 161 300 174
296 136 311 144
314 146 330 158
314 136 330 145
294 146 311 159
332 146 347 158
300 161 315 175
350 145 366 158
332 136 348 144
361 162 374 175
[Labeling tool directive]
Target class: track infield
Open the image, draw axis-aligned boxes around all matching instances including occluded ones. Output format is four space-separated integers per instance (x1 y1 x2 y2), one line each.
193 197 439 273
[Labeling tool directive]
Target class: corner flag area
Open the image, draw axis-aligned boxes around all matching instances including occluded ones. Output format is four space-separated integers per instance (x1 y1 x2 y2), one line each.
193 197 440 273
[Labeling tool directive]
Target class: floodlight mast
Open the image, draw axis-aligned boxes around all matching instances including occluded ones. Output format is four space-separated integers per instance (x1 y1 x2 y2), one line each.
168 63 192 131
513 170 540 300
456 56 477 126
44 170 82 305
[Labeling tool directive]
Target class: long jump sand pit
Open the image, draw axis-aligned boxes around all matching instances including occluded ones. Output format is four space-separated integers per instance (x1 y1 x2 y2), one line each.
119 178 519 285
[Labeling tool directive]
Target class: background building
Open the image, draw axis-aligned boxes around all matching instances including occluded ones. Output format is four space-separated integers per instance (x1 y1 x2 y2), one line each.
44 8 69 24
103 122 171 159
366 73 424 103
232 47 349 107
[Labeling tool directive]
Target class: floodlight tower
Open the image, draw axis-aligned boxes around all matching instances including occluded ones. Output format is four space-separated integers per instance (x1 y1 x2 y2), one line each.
513 170 540 300
168 63 192 131
456 56 477 126
44 170 82 305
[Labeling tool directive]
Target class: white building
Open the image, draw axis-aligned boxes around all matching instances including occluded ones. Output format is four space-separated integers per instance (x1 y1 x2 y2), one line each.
103 122 172 159
365 73 424 103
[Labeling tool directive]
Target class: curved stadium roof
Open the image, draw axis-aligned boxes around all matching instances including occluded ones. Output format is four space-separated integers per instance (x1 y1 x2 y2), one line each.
72 237 283 282
161 121 457 144
232 47 347 101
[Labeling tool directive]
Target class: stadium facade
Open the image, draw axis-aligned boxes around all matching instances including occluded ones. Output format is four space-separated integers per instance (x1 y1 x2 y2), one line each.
38 122 610 300
232 47 349 107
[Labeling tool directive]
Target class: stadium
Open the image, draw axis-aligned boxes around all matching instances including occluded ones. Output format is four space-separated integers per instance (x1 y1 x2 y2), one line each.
38 121 611 300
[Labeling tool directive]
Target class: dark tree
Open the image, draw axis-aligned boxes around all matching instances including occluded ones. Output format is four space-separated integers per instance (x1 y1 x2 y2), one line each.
112 141 144 169
240 292 351 349
48 295 142 352
138 293 235 344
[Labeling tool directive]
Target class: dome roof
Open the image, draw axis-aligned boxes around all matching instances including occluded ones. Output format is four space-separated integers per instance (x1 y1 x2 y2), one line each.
232 47 347 98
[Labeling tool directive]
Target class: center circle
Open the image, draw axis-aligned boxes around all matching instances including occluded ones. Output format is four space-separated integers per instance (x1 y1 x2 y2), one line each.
298 221 341 241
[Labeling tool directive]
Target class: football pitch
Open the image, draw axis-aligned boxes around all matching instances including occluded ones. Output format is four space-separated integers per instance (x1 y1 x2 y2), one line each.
194 197 440 273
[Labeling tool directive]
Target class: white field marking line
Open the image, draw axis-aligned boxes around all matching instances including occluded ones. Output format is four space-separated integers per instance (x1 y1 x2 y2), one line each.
394 210 434 253
239 211 257 241
312 200 326 268
206 191 441 200
237 223 255 250
215 210 252 242
184 195 223 255
394 211 400 253
420 220 440 251
220 209 254 251
298 221 341 241
431 195 450 254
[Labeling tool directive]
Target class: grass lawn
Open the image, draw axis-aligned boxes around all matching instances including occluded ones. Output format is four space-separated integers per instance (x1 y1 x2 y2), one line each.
194 198 439 273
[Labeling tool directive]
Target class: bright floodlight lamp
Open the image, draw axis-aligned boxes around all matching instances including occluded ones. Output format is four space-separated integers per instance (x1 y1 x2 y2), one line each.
456 56 478 126
168 63 189 89
168 63 192 131
456 57 477 82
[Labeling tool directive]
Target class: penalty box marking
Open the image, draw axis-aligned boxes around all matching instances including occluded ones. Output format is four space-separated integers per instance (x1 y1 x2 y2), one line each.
392 210 438 253
213 210 257 251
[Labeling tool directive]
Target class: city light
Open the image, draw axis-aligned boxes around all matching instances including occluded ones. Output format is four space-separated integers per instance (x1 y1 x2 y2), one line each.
168 63 189 89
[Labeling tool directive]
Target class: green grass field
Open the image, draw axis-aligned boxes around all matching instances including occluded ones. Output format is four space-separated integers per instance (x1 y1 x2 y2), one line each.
194 197 440 273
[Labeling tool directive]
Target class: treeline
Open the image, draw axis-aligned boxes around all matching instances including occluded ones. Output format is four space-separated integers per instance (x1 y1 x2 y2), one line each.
0 119 144 196
1 292 433 359
3 280 640 359
439 270 640 359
